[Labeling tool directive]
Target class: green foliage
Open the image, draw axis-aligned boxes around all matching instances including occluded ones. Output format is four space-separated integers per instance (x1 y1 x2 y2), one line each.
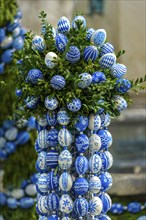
0 0 17 26
130 74 146 94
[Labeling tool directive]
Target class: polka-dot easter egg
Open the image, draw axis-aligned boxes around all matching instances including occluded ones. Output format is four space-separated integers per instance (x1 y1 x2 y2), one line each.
100 42 114 57
37 129 49 149
89 197 103 215
57 16 70 34
99 193 112 213
75 155 88 175
83 46 99 62
58 149 72 170
99 172 113 192
47 171 59 191
89 154 102 174
92 71 106 84
76 134 89 153
57 108 70 125
89 133 101 152
88 113 101 131
97 129 112 150
44 97 58 110
91 29 107 47
72 15 86 29
50 75 66 90
58 128 72 147
32 35 46 52
89 176 101 193
59 171 73 192
74 115 88 132
46 111 57 126
36 174 48 195
74 197 89 217
110 203 124 214
99 53 116 68
45 52 58 68
110 63 127 78
66 46 80 63
99 151 113 171
47 128 58 147
59 194 73 214
47 192 59 211
78 72 92 89
73 177 89 196
5 127 18 141
115 78 131 93
46 149 59 169
0 36 13 49
86 28 95 41
112 95 127 112
67 98 81 112
27 69 43 84
37 195 49 215
55 33 68 52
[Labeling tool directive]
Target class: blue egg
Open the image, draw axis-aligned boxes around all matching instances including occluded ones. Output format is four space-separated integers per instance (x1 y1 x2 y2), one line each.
36 174 48 195
67 98 81 112
83 46 99 62
66 46 80 63
75 115 88 132
115 78 131 93
99 172 113 192
0 63 5 74
100 113 111 127
78 72 92 88
46 149 59 169
37 195 49 215
72 16 86 29
55 33 68 52
127 202 141 213
7 198 17 209
45 52 58 68
99 53 116 68
48 215 59 220
19 197 34 209
75 155 88 175
47 128 58 147
37 129 49 149
58 149 72 170
99 193 112 213
15 9 23 19
0 192 7 206
57 108 70 125
47 192 59 211
50 75 66 90
73 177 89 196
98 214 111 220
97 129 112 150
91 29 107 47
110 63 127 78
0 36 13 49
7 19 19 32
59 171 73 192
59 194 73 214
1 49 14 64
32 35 46 52
30 173 39 183
89 197 103 215
15 89 22 97
57 16 70 33
25 96 39 109
99 151 113 171
0 149 7 160
13 36 24 50
44 97 58 110
112 95 128 112
5 142 16 154
36 151 48 173
88 113 101 131
0 28 6 43
27 68 43 84
20 27 27 38
3 119 14 129
76 134 89 153
74 197 89 216
110 203 124 214
58 128 72 147
89 154 102 174
100 42 114 57
13 26 21 38
47 171 59 191
46 111 57 126
89 176 101 193
86 28 95 41
92 71 106 83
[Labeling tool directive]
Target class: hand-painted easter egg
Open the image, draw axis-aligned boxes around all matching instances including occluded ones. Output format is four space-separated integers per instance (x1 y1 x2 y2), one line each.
58 149 72 170
89 197 103 215
59 171 73 192
67 98 81 112
44 97 58 110
66 46 80 63
50 75 66 90
74 197 89 217
19 197 34 209
115 78 131 93
72 16 86 29
0 28 5 43
99 151 113 171
99 53 116 68
32 35 46 52
0 36 13 49
37 195 49 214
57 108 70 125
37 115 48 127
75 155 88 175
89 154 102 173
86 28 95 41
99 192 112 213
36 174 48 195
7 19 19 31
15 89 22 97
25 96 39 109
73 177 89 196
89 176 101 193
37 129 49 149
83 46 99 62
36 151 47 173
48 215 59 220
89 133 101 152
99 172 113 191
59 194 73 214
58 128 72 147
57 16 70 34
97 129 112 150
46 111 57 126
55 33 68 52
47 128 58 147
45 52 58 68
88 113 101 131
0 62 5 74
91 29 107 47
74 115 88 132
92 71 106 83
76 134 89 153
98 214 111 220
100 42 114 57
1 49 14 63
25 184 37 196
13 36 24 50
11 189 24 199
46 149 59 169
7 198 17 209
5 127 18 141
13 26 21 37
27 69 43 84
47 192 59 211
78 73 92 89
5 142 16 154
100 113 111 127
110 203 124 214
112 95 127 111
62 217 71 220
47 171 59 191
41 24 56 38
110 63 127 78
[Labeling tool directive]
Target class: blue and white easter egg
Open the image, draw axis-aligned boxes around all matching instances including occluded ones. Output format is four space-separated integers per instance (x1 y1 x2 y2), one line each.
37 129 49 149
62 217 71 220
76 134 89 153
19 197 34 209
91 29 107 47
3 119 14 129
27 69 43 84
83 46 99 62
92 71 106 84
99 151 113 171
57 16 70 34
50 75 66 90
89 154 102 173
59 171 73 192
15 9 23 19
88 113 101 131
30 173 39 184
13 26 21 37
89 197 103 215
1 49 14 63
5 127 18 141
0 28 5 43
86 28 95 41
47 128 58 147
5 142 16 154
99 172 113 192
25 184 37 196
45 52 58 68
89 133 101 152
112 95 127 112
72 16 86 29
39 216 48 220
57 108 70 125
58 149 72 170
7 198 17 209
59 194 73 214
0 137 6 148
55 33 68 52
44 97 58 110
75 115 88 132
13 36 24 50
0 62 5 74
66 46 80 63
67 98 81 112
37 115 48 127
36 151 47 173
47 192 59 211
99 193 112 213
32 35 46 52
127 202 141 213
75 155 88 175
0 149 7 160
35 139 41 153
46 149 59 169
7 19 19 31
89 176 101 193
58 128 72 147
46 111 57 126
100 113 111 127
0 192 7 206
115 78 131 93
99 53 116 69
78 73 92 89
100 42 114 57
36 174 48 195
25 96 39 109
73 177 89 196
110 63 127 78
37 195 49 214
98 214 111 220
97 129 112 150
110 203 124 214
20 28 27 38
48 215 59 220
0 36 13 49
47 171 59 190
74 197 89 217
15 89 22 97
11 189 24 199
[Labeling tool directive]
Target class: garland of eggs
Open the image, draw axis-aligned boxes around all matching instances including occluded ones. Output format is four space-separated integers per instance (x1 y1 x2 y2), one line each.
0 9 26 74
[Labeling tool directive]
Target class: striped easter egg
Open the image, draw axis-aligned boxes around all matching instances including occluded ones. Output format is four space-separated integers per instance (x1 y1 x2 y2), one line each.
88 113 101 131
50 75 66 90
57 16 70 34
47 192 59 211
37 195 49 215
74 197 89 217
59 171 73 192
89 176 101 193
110 63 127 78
99 193 112 213
83 46 99 62
73 177 89 196
47 128 58 147
58 128 72 147
99 53 116 68
66 46 80 63
47 171 59 191
37 129 49 149
46 149 59 169
75 155 88 175
100 42 114 57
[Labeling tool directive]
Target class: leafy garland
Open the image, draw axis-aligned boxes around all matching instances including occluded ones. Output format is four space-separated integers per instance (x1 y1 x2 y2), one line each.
13 11 146 128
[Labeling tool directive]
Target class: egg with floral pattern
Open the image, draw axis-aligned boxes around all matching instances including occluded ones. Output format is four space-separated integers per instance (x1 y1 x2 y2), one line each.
74 115 88 132
45 52 58 68
67 98 81 112
25 96 39 109
59 194 73 214
58 149 72 170
99 172 113 192
115 78 131 93
92 71 106 84
74 197 89 217
36 151 47 173
32 35 46 52
97 129 112 150
112 95 127 112
100 113 111 127
78 73 92 89
88 113 101 131
89 133 101 152
76 134 89 153
59 171 73 192
89 196 103 215
55 33 68 52
89 154 102 173
57 16 70 34
44 97 58 110
57 108 70 125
